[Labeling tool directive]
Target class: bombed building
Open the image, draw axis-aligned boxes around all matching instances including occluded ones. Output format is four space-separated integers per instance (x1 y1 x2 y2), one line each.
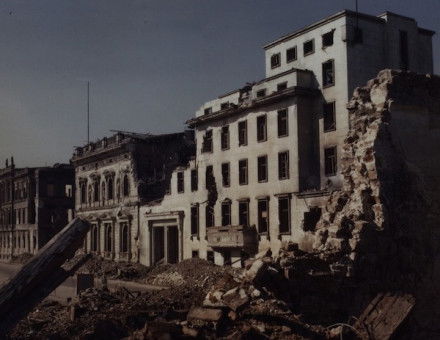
0 159 74 261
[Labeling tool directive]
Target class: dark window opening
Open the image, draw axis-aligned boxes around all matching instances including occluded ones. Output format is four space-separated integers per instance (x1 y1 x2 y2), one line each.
277 82 287 92
202 130 213 153
239 201 249 226
256 89 266 98
303 207 322 232
221 201 231 226
207 251 214 263
221 163 230 187
258 199 269 233
258 155 268 182
224 250 231 266
204 107 212 115
277 109 288 137
205 165 213 189
322 30 334 47
192 250 199 258
278 151 289 180
107 177 114 200
191 169 198 191
205 205 215 228
303 39 315 55
191 206 199 236
324 146 337 176
94 181 100 202
257 115 267 142
221 126 230 150
80 183 87 204
104 223 113 252
238 121 247 146
220 102 229 110
399 30 409 70
322 60 335 87
177 172 184 193
120 222 129 253
123 175 129 197
279 197 290 234
323 102 336 131
286 46 297 63
270 53 281 68
238 159 248 185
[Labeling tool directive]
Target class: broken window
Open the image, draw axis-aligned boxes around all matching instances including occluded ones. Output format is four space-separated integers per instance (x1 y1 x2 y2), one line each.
286 46 297 63
221 201 231 226
324 146 337 176
104 223 113 252
277 82 287 92
91 224 99 252
322 30 334 47
278 151 289 180
277 109 288 137
120 222 129 253
278 196 290 234
256 89 266 98
238 159 248 185
202 130 213 153
258 155 268 182
323 102 336 131
322 59 335 87
258 199 269 234
238 200 249 226
303 39 314 56
270 53 281 68
303 207 322 232
191 205 199 236
177 172 184 193
257 115 267 142
238 121 247 146
204 107 212 115
191 169 198 191
400 30 409 70
205 205 214 228
107 177 114 200
221 163 230 187
123 175 129 197
220 102 229 110
221 126 230 150
205 165 213 189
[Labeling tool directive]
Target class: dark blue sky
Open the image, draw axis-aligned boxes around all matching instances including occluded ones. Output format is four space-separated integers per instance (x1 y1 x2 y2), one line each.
0 0 438 167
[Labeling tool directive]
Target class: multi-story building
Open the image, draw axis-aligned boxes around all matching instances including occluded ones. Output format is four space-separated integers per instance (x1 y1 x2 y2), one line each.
0 158 74 261
71 131 194 263
139 10 434 267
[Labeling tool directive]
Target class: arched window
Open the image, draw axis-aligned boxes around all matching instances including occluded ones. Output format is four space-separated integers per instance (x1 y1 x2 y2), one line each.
80 182 87 204
101 182 106 203
116 178 121 199
93 181 99 202
104 223 113 252
123 175 129 197
91 224 99 252
107 177 114 200
120 222 129 253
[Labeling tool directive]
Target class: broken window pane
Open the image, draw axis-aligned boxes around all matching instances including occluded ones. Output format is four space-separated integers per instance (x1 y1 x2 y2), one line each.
322 60 335 86
220 102 229 110
238 120 247 146
257 115 267 142
324 146 337 176
278 151 289 180
322 30 334 47
323 102 336 131
258 155 268 182
270 53 281 68
104 223 113 252
303 39 314 56
277 109 288 137
205 165 213 189
202 130 213 153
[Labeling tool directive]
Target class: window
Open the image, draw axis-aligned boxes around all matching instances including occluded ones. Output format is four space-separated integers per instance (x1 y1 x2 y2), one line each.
204 107 212 115
238 201 249 226
94 181 100 202
80 183 87 204
303 39 315 55
322 30 334 47
257 115 267 142
238 159 248 185
323 102 336 131
286 46 297 63
399 30 409 70
107 177 114 200
278 151 289 180
101 182 106 203
202 130 213 153
258 155 268 182
277 82 287 92
104 223 113 252
116 178 121 199
123 175 129 197
324 147 337 176
191 205 199 236
221 163 230 187
238 121 247 146
205 205 214 228
277 109 288 137
221 126 230 150
256 89 266 98
177 172 184 193
191 169 198 191
270 53 281 68
258 199 269 233
322 60 335 87
65 184 73 198
120 222 129 253
47 184 55 197
205 165 213 189
192 250 199 258
304 207 322 232
278 197 290 234
220 102 229 110
221 201 231 226
91 224 99 252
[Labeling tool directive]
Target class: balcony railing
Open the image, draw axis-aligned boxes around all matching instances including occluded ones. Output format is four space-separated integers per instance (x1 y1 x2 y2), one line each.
206 225 258 253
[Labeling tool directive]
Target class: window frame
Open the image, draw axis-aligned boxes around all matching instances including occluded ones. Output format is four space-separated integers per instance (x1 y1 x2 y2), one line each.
322 30 334 48
177 171 185 193
191 169 198 191
221 162 231 187
238 159 248 185
303 39 315 56
256 115 267 142
257 198 269 234
256 89 266 98
270 52 281 69
278 151 290 180
278 196 291 234
221 201 231 226
324 146 338 176
202 130 213 153
190 205 199 236
322 59 335 88
238 200 249 226
323 101 336 132
220 125 230 150
277 108 289 137
257 155 268 183
277 82 288 92
238 120 248 146
286 46 297 63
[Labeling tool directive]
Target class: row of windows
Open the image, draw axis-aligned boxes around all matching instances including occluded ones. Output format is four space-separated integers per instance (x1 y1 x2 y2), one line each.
79 175 130 205
190 196 291 235
89 222 130 253
0 233 36 250
0 208 29 226
0 181 28 203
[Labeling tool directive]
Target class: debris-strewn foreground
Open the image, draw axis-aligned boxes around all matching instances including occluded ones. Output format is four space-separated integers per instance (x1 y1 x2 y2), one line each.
9 70 440 339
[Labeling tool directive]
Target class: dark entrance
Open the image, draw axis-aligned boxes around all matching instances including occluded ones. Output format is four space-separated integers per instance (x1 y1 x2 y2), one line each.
152 227 164 265
167 226 179 264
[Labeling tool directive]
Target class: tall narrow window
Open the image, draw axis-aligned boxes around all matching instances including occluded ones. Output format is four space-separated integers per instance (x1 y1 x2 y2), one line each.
120 222 129 253
101 182 106 203
278 151 289 180
205 205 214 228
238 159 248 185
399 30 409 70
191 205 199 236
324 147 337 176
205 165 213 189
221 126 230 150
258 155 268 182
323 102 336 131
177 172 184 193
270 53 281 68
238 121 247 146
277 109 288 137
123 175 129 197
80 183 87 204
116 178 121 199
107 177 114 200
94 181 100 202
286 46 297 63
257 115 267 142
204 107 212 115
322 30 334 47
221 201 231 226
202 130 213 153
258 199 269 233
278 197 290 234
191 169 198 191
322 60 335 87
303 39 315 56
238 201 249 226
91 224 99 252
221 163 230 187
104 223 112 252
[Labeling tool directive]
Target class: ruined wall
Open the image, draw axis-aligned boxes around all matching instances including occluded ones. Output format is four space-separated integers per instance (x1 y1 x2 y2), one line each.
296 70 440 337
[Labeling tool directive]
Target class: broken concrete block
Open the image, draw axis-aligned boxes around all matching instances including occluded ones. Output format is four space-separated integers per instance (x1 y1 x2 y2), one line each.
222 287 249 311
244 259 268 282
187 307 223 322
203 290 226 308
